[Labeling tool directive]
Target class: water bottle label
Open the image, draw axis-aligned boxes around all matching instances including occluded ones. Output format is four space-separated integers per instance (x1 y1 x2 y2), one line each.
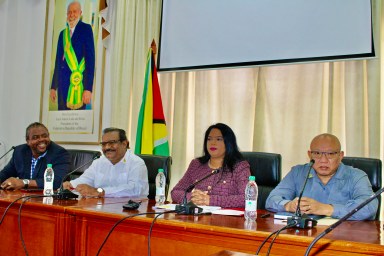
245 200 257 211
156 187 165 196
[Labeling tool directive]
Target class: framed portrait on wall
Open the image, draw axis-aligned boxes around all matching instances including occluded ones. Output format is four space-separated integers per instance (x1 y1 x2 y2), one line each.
41 0 103 144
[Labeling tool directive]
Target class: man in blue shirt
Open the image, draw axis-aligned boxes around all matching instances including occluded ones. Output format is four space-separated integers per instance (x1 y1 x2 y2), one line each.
266 133 378 220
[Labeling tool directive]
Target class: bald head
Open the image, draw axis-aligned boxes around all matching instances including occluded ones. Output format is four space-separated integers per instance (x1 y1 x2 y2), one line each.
67 1 81 12
310 133 341 152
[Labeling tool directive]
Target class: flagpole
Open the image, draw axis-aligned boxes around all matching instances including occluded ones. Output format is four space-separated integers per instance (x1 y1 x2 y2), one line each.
151 39 157 64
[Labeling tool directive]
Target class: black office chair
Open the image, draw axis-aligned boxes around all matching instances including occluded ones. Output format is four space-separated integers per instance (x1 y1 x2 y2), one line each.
67 149 101 179
137 154 172 200
242 152 282 209
342 156 382 220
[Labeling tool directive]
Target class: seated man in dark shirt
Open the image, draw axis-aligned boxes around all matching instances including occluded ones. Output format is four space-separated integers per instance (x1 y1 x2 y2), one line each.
0 122 71 190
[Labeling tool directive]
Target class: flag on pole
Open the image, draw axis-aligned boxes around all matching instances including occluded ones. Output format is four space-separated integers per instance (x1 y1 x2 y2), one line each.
135 47 170 156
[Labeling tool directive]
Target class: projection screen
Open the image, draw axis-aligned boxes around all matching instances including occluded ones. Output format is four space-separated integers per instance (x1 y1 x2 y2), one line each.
157 0 374 72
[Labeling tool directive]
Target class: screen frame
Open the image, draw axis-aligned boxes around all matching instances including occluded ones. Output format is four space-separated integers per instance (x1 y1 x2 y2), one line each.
157 0 375 72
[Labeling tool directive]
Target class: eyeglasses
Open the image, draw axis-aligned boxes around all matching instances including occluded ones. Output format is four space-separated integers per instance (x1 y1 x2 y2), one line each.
310 151 340 159
99 140 121 147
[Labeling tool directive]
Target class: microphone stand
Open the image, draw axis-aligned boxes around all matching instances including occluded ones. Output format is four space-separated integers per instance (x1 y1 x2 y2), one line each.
175 168 220 215
0 146 15 161
55 152 101 200
287 160 318 228
304 187 383 256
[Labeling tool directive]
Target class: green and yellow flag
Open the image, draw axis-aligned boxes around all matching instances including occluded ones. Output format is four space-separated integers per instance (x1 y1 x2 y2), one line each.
135 48 170 156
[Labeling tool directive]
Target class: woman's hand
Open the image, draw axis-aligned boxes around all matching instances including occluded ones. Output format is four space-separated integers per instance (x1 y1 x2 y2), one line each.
191 189 210 206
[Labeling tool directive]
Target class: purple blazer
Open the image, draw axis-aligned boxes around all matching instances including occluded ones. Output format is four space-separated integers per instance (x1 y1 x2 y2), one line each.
171 159 251 208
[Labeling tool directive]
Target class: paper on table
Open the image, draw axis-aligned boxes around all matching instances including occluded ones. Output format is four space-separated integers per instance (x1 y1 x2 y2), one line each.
211 209 244 216
273 212 291 220
316 217 339 226
155 203 221 213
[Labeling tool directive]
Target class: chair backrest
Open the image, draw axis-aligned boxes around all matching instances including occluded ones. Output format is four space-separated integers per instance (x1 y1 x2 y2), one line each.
341 156 382 220
67 149 101 179
242 152 282 209
136 154 172 200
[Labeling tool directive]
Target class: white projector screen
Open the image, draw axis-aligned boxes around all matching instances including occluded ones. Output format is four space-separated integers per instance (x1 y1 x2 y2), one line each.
157 0 374 72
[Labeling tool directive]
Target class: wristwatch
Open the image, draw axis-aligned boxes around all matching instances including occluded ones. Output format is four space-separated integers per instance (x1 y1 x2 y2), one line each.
97 188 104 197
22 179 30 189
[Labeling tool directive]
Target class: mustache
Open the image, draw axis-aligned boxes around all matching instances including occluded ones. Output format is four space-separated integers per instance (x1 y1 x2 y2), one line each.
103 149 115 153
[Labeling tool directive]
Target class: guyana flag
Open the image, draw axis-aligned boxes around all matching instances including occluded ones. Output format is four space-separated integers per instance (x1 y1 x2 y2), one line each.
134 48 170 156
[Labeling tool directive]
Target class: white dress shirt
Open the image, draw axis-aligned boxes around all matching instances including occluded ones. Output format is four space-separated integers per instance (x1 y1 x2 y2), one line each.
70 150 149 198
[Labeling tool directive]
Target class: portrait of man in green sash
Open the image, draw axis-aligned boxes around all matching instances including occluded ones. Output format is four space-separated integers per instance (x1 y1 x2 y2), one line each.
50 0 95 111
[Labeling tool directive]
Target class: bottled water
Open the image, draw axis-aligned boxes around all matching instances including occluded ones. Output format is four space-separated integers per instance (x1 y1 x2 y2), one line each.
43 164 54 196
244 219 256 230
155 169 166 205
245 176 258 221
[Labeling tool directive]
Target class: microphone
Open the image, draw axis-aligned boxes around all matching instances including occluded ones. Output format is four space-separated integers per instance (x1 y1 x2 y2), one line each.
55 151 102 200
304 187 383 256
0 146 15 161
287 159 317 228
175 168 221 214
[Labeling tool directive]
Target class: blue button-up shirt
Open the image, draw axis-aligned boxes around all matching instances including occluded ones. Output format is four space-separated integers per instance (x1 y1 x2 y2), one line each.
266 163 378 220
30 151 48 179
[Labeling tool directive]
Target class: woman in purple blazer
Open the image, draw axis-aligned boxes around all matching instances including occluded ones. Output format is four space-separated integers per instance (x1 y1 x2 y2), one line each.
171 123 251 208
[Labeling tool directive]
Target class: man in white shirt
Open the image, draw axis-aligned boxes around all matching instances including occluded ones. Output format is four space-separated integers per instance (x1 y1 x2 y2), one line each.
63 128 149 198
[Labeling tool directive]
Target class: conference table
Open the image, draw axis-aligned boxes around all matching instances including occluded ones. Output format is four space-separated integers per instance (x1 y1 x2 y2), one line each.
0 190 383 256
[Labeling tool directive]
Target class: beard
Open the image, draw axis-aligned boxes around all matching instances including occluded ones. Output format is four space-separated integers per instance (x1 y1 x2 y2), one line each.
67 18 80 28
